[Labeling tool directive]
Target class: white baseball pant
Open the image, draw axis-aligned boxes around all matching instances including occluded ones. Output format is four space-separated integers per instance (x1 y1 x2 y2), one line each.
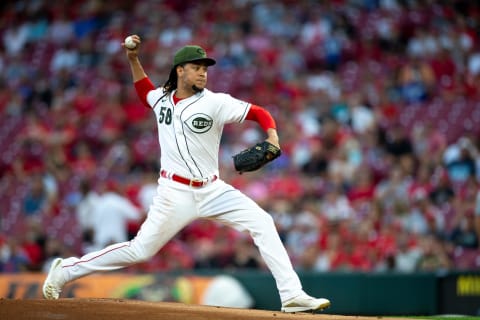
61 177 303 302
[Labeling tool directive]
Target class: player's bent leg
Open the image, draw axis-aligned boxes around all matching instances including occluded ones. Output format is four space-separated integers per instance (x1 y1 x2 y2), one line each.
233 211 331 311
208 189 302 302
205 185 330 311
248 213 330 311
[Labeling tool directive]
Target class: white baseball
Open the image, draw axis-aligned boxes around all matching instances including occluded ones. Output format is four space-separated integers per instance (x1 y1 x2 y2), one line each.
124 36 136 49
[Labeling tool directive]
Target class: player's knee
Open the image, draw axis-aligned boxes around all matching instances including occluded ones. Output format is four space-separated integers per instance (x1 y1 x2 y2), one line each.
262 211 275 226
248 212 278 242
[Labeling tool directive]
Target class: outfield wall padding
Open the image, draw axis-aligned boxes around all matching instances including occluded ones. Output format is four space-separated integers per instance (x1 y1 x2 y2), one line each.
1 271 479 315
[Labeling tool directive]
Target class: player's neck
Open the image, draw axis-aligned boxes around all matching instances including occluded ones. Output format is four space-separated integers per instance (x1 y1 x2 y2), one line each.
175 84 203 99
174 90 192 99
172 93 185 105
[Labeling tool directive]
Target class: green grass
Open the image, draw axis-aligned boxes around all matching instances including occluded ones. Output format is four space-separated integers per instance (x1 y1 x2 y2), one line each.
406 316 480 320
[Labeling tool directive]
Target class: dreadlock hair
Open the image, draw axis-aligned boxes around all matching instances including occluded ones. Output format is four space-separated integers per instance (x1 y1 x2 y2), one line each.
162 67 178 95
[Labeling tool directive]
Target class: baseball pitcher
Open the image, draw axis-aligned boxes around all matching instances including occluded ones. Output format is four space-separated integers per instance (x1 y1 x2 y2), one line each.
42 35 330 313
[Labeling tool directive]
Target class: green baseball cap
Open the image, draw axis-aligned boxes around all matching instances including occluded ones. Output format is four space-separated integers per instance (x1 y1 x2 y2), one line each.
173 45 216 67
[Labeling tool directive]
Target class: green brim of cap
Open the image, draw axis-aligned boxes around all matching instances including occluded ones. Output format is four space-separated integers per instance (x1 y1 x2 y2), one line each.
178 57 216 66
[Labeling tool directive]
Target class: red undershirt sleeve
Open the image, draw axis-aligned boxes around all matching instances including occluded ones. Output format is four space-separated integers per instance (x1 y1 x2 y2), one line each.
245 104 277 132
134 77 156 108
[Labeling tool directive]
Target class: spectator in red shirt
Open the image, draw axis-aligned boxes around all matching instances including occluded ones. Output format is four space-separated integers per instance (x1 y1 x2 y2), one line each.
346 166 376 214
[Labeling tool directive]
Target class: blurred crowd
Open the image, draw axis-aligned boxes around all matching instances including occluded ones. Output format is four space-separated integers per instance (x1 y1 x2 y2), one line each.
1 0 480 275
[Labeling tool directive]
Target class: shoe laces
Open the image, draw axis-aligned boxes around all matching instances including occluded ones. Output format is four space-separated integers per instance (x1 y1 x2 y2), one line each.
47 283 62 296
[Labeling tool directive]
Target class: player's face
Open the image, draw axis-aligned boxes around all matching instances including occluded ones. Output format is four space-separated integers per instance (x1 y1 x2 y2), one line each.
177 62 209 92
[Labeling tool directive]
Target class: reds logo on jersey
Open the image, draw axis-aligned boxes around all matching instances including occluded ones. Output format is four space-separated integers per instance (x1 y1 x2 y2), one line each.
184 113 213 133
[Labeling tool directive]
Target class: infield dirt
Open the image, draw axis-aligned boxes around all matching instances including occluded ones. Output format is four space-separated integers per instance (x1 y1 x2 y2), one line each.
0 298 418 320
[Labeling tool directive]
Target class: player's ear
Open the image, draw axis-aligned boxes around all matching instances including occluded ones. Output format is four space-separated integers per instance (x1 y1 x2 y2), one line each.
176 64 185 75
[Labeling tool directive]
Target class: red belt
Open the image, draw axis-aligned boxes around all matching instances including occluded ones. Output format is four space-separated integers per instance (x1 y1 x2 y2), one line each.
160 170 217 187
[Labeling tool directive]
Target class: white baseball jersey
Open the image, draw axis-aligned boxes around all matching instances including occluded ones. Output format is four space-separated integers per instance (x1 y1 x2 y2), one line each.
146 88 250 179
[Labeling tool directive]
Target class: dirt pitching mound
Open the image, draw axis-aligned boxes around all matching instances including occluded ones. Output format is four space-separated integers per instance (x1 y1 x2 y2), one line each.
0 298 415 320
